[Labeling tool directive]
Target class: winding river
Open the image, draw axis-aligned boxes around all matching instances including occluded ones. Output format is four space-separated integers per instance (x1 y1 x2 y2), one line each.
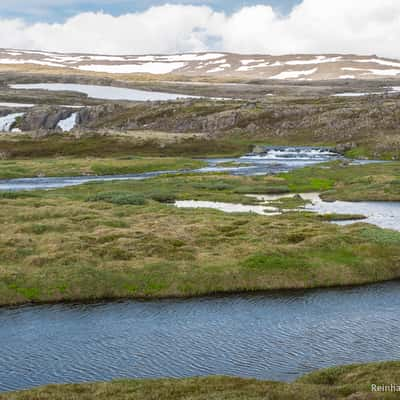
1 281 400 392
0 147 399 393
0 147 340 191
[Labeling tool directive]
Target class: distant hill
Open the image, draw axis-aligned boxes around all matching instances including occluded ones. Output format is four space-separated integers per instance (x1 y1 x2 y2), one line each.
1 49 400 80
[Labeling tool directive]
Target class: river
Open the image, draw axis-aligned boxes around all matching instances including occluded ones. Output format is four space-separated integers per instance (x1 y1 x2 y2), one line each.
1 281 400 392
0 147 341 191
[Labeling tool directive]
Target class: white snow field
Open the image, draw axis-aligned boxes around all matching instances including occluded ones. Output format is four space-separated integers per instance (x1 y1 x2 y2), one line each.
2 49 400 80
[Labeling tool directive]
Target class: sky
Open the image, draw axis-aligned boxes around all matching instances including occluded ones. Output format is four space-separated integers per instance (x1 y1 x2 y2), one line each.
0 1 300 22
0 0 399 58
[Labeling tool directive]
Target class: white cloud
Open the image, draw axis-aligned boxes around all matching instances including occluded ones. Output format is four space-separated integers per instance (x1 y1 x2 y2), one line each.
0 1 399 58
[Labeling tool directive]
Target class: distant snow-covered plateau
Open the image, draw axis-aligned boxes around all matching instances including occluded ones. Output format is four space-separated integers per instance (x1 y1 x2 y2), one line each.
2 49 400 80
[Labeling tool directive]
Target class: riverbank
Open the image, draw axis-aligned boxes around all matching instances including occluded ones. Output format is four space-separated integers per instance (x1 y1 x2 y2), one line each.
0 160 399 306
1 361 399 399
0 156 205 179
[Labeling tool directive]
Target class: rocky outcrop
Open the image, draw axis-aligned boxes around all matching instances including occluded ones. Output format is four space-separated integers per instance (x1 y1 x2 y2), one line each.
335 142 357 154
2 95 400 159
19 108 73 131
77 104 121 126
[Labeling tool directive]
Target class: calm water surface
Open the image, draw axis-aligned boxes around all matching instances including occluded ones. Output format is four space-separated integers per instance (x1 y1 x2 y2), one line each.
10 83 198 102
1 282 400 392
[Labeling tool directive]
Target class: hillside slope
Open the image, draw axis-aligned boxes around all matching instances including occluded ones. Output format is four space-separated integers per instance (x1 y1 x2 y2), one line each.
2 49 400 80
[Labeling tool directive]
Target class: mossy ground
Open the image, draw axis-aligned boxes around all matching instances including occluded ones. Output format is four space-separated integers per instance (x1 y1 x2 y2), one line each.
2 361 400 400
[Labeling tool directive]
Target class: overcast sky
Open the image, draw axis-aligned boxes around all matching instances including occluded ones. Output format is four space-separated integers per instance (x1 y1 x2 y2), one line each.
0 0 399 58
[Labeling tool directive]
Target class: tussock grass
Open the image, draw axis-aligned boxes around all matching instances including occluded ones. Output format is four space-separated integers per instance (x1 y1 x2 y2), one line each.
282 161 400 201
0 167 399 306
0 135 254 159
2 361 400 399
0 156 205 179
87 192 147 205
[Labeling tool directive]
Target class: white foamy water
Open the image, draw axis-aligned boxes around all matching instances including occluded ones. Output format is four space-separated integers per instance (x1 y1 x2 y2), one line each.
57 112 78 132
0 113 24 132
241 148 339 161
10 83 198 102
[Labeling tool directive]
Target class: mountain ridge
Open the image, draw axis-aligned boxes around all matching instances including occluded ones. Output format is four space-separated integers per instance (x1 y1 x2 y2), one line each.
2 49 400 81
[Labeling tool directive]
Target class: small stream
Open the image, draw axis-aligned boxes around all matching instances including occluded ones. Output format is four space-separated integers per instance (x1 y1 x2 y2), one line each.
0 147 340 191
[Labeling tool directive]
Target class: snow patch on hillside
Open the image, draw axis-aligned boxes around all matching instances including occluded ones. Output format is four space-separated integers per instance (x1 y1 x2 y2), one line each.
270 68 318 80
285 56 342 65
0 58 64 67
354 58 400 68
0 102 34 107
77 62 186 74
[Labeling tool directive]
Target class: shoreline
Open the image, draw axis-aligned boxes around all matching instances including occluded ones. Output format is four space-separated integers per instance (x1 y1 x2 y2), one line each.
1 277 400 310
1 360 400 398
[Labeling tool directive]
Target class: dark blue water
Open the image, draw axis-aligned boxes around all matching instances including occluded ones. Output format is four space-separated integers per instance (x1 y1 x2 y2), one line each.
1 281 400 392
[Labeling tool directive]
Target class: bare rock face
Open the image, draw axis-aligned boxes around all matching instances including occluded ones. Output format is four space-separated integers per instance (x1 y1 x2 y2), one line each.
77 104 121 126
252 145 266 154
206 110 240 132
19 108 73 131
335 142 357 154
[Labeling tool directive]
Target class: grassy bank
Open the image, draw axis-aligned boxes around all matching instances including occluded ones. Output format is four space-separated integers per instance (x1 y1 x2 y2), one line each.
0 134 255 159
0 157 206 179
282 160 400 201
0 160 399 306
2 361 399 399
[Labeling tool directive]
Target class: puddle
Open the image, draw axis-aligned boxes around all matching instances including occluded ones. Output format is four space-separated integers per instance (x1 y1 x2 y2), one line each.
257 193 400 231
177 194 400 231
174 200 279 215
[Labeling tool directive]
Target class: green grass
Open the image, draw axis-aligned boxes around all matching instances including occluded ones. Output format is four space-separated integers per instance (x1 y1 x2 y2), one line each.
0 160 398 306
315 213 367 222
0 156 206 179
2 361 400 399
0 135 255 159
280 161 400 201
87 192 147 205
0 165 399 306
